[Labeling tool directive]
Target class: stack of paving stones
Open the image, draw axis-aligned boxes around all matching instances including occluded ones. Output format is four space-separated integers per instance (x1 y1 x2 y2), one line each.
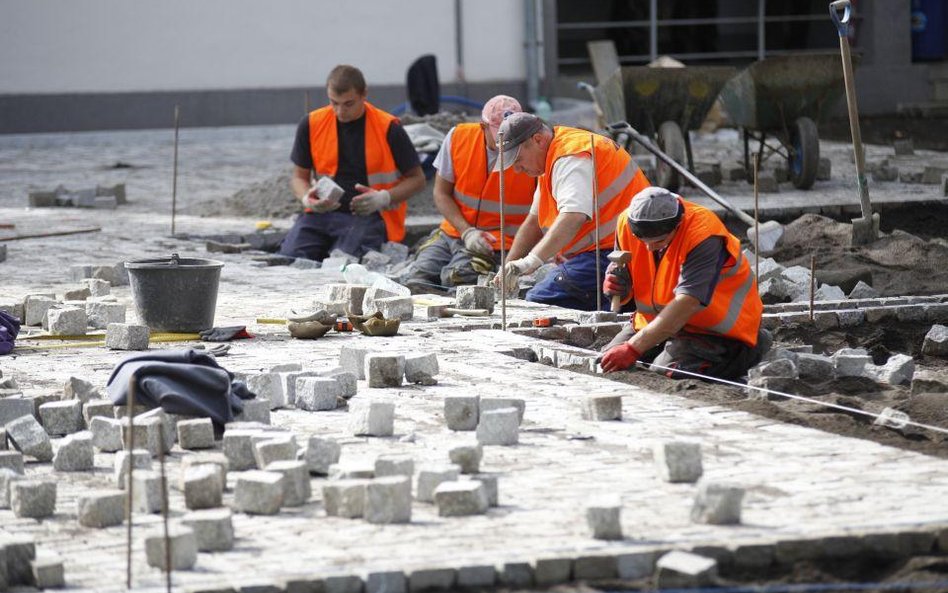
28 183 127 208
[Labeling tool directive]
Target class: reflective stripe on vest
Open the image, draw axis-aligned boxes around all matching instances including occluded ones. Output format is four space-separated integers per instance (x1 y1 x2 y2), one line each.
440 123 536 249
309 102 407 243
537 128 651 258
621 199 763 347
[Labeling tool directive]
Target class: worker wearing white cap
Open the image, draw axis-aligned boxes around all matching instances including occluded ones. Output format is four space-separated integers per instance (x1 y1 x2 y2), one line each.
600 187 770 380
406 95 537 292
492 112 651 310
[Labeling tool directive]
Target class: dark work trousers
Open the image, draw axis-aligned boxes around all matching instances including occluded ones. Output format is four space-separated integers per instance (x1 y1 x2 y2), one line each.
407 229 496 290
526 250 612 311
279 211 387 261
602 323 773 382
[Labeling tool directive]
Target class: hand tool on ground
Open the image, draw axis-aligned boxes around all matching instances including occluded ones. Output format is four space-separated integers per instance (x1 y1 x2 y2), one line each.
498 130 509 331
198 326 253 342
533 316 557 327
831 0 879 245
590 132 602 312
606 250 631 313
0 227 101 241
425 305 491 318
606 121 784 254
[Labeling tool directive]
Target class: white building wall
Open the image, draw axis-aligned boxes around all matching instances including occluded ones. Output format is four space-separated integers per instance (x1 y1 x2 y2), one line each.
0 0 526 94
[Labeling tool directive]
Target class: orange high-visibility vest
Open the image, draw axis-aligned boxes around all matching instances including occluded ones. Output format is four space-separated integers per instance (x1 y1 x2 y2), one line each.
617 198 763 347
309 102 407 243
439 123 537 249
536 127 650 258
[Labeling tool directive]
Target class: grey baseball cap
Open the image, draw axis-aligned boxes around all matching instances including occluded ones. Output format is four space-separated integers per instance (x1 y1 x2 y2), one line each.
493 112 545 171
627 187 683 238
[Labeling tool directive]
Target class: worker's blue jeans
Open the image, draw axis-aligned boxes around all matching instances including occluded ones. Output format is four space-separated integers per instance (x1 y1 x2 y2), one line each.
279 211 387 261
525 250 612 311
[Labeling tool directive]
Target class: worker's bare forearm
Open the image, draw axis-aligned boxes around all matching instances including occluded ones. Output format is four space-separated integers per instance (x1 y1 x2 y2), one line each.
629 294 703 352
507 214 543 260
387 166 426 205
290 167 312 199
433 175 470 233
530 212 587 262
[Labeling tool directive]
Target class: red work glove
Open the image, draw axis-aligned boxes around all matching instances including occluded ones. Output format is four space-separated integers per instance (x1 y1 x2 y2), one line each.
600 342 642 373
602 262 632 305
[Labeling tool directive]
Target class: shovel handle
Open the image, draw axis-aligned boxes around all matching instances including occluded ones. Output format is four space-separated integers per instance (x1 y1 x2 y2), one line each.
829 0 851 38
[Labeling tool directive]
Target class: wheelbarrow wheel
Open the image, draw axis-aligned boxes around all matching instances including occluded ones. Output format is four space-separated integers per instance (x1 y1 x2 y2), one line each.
788 116 819 190
656 121 686 191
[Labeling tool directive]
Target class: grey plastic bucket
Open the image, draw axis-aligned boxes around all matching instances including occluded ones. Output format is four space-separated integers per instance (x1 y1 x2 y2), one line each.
125 254 224 332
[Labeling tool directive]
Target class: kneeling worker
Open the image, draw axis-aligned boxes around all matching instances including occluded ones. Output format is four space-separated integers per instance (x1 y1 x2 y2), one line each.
493 113 651 310
600 187 770 380
407 95 537 292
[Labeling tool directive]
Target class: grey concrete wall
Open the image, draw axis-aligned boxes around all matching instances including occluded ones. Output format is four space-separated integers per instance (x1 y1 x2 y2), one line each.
0 81 528 134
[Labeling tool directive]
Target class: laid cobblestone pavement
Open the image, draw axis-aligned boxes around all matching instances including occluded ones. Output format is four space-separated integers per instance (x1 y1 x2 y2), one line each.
1 126 948 591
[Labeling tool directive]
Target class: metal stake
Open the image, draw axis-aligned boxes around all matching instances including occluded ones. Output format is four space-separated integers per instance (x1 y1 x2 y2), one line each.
809 254 816 322
125 374 137 590
158 423 172 593
753 152 760 288
171 105 180 236
590 132 602 311
498 131 508 331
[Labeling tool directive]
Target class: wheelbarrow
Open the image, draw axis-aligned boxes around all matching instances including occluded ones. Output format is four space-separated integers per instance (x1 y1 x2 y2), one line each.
718 52 852 190
581 64 736 192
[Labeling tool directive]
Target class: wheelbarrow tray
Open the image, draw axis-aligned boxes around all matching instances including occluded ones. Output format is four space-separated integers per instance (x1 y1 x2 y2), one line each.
719 52 854 132
619 66 737 135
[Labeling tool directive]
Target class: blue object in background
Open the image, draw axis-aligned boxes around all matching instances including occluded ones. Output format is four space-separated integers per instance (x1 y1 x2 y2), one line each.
912 0 946 61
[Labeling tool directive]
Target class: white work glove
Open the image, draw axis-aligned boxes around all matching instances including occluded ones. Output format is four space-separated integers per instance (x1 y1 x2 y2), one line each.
461 227 497 256
300 186 341 213
350 184 392 216
493 252 544 296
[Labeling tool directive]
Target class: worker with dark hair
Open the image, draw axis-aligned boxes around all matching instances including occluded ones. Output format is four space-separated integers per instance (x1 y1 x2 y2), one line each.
600 187 770 380
280 64 426 261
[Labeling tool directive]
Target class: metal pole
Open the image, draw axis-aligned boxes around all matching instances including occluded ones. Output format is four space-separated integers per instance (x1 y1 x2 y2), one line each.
158 426 172 593
524 0 539 108
455 0 467 97
649 0 658 61
809 255 816 322
171 105 180 236
753 152 760 287
757 0 766 61
590 132 601 311
498 131 508 331
125 375 137 590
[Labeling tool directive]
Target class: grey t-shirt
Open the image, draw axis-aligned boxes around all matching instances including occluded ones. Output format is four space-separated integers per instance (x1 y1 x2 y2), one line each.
659 236 729 306
432 127 498 182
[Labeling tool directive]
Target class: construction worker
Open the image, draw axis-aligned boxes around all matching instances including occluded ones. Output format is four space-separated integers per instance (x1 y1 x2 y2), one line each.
600 187 771 380
406 95 537 293
493 112 651 310
280 65 426 261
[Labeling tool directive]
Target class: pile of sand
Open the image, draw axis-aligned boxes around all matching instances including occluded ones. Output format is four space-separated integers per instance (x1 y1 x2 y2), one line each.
770 213 948 296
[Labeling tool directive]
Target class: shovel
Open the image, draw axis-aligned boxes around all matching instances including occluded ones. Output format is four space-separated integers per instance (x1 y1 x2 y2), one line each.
830 0 879 245
607 121 784 254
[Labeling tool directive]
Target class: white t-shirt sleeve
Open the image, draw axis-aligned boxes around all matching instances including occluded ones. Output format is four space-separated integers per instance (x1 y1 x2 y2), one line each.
432 127 455 183
549 156 594 218
529 184 541 216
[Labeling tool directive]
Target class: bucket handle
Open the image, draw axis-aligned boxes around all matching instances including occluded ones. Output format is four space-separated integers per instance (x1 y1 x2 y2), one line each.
829 0 851 38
